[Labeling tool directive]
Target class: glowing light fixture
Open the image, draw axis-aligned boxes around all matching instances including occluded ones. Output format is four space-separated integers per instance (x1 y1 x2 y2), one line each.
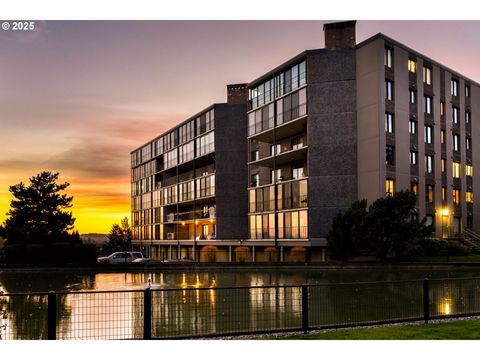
441 208 449 216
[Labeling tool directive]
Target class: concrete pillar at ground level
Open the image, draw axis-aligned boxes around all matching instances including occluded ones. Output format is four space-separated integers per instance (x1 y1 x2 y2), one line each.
322 248 326 262
253 246 256 262
229 246 232 262
280 247 284 262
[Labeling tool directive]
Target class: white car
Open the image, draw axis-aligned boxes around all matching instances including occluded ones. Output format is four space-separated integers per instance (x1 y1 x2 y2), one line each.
97 251 146 264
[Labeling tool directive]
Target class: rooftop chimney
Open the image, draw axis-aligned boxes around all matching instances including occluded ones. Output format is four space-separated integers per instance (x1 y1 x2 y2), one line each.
323 20 357 50
227 83 248 104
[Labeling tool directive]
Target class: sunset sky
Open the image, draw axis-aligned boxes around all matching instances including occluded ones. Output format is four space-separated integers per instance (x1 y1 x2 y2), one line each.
1 20 479 234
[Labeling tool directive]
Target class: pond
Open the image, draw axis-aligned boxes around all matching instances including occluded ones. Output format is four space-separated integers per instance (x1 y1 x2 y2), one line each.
1 267 479 339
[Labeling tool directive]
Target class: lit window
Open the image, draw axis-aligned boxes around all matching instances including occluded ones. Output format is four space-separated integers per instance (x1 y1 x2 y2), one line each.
451 79 458 96
424 95 432 114
409 89 417 104
467 191 474 203
466 165 473 177
386 80 393 101
292 166 305 179
440 101 445 116
409 119 417 134
442 186 446 201
453 134 460 151
424 125 433 144
453 189 461 206
410 151 417 165
452 106 459 124
386 179 395 196
408 59 417 73
441 130 445 144
466 111 471 124
453 162 461 178
441 158 446 173
386 145 395 166
411 182 418 195
426 185 434 203
385 112 394 133
466 137 471 150
385 47 393 68
465 85 471 97
423 66 432 85
425 155 433 174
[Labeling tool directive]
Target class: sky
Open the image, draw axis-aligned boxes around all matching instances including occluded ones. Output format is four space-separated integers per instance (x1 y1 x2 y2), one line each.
1 20 480 234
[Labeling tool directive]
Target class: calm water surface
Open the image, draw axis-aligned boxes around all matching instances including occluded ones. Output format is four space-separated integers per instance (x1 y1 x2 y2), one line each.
1 268 479 339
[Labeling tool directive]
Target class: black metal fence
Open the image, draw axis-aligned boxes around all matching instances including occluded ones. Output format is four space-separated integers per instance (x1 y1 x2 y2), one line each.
1 277 480 340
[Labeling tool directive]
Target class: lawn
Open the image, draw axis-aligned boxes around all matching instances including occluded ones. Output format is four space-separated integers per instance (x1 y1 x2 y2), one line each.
272 319 480 340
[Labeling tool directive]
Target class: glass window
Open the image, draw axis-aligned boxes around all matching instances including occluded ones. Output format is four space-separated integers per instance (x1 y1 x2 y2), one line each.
408 58 417 73
453 134 460 151
453 189 461 206
410 151 417 165
411 182 418 195
440 101 445 116
386 145 395 166
299 61 306 86
385 47 393 68
409 119 417 134
385 113 394 133
442 186 446 201
465 85 471 97
465 111 471 124
452 106 459 124
424 95 432 114
386 179 395 196
424 125 433 144
425 155 433 173
466 137 471 150
426 185 434 203
441 130 445 144
441 158 446 173
453 162 461 178
467 191 474 203
386 80 393 100
409 89 416 104
423 66 432 85
291 64 299 90
451 79 458 96
466 165 473 177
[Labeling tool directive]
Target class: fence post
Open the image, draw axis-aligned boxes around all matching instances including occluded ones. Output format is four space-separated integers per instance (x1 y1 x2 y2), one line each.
423 278 429 324
144 288 152 340
301 285 309 334
47 291 56 340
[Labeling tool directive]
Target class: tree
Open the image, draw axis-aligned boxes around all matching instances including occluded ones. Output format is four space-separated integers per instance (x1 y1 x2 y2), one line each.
363 191 429 261
326 200 367 260
107 217 132 249
326 191 430 261
1 172 75 245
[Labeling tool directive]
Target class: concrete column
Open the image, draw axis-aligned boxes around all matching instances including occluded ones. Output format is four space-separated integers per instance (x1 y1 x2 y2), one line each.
280 246 284 262
252 246 256 262
229 246 232 262
322 248 326 262
169 245 172 260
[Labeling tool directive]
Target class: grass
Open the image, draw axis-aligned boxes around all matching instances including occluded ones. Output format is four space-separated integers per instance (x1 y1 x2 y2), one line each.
271 319 480 340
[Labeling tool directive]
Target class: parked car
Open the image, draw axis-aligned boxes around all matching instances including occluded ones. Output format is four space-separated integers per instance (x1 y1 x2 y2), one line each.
162 258 195 264
97 251 147 264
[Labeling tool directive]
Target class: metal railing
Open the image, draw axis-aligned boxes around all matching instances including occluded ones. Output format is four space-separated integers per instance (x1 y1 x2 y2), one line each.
2 277 480 340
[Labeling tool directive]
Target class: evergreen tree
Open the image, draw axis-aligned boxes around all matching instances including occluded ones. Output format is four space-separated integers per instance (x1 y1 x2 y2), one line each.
1 172 75 245
107 217 132 249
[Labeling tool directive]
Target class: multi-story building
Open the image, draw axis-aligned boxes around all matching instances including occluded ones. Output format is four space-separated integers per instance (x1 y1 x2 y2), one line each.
130 85 248 262
131 20 480 262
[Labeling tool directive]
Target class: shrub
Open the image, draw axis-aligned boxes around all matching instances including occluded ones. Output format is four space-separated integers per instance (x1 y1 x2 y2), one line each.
445 240 472 256
50 242 72 264
26 244 47 264
4 244 24 264
419 238 448 256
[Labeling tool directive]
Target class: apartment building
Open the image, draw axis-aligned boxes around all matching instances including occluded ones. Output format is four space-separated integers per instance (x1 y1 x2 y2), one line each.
131 21 480 262
130 85 248 262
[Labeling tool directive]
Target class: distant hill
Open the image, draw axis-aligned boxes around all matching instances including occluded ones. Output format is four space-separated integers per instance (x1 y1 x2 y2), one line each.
80 233 109 246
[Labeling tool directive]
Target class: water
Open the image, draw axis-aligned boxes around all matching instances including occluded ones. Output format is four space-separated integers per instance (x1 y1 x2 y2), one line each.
1 267 479 339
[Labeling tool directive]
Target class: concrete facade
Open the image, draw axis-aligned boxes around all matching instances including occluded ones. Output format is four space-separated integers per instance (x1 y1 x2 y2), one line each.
131 21 480 262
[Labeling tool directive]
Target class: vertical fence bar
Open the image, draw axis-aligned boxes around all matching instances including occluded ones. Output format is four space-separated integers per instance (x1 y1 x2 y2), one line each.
301 285 309 334
144 288 152 340
47 291 56 340
423 278 430 324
